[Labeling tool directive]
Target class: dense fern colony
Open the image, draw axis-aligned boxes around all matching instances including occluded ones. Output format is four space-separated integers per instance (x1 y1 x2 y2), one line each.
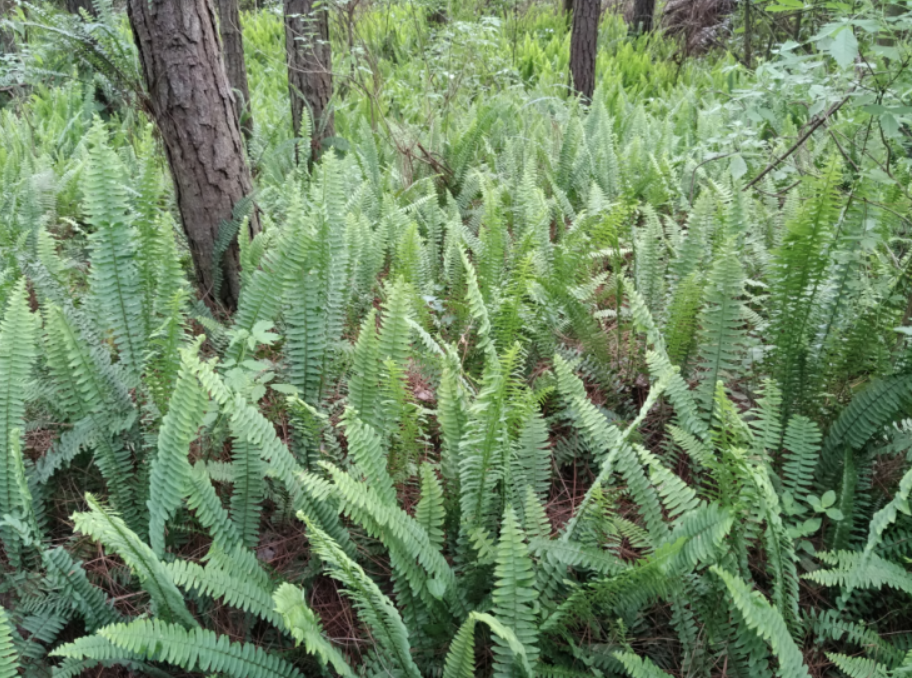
1 2 912 677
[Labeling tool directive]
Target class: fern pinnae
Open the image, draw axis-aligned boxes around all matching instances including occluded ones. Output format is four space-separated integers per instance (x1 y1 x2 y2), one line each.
0 280 38 564
147 347 209 556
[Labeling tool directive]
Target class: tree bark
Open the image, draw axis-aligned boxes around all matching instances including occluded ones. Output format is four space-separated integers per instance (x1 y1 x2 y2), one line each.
284 0 335 160
569 0 599 102
66 0 98 17
216 0 253 140
631 0 655 33
127 0 259 311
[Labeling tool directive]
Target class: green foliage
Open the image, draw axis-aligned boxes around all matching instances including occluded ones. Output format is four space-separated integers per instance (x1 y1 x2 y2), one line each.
3 2 912 676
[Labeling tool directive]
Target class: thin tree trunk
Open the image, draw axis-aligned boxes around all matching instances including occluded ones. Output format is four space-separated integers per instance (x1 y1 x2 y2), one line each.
66 0 98 16
569 0 599 102
217 0 253 140
632 0 655 33
127 0 259 311
284 0 335 162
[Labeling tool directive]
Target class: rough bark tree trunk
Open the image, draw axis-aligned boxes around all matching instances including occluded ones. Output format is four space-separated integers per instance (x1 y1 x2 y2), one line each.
569 0 599 102
127 0 259 312
216 0 253 140
66 0 98 17
284 0 335 161
632 0 655 33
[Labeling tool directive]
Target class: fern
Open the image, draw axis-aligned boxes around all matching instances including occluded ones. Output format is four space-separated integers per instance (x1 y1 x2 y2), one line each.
302 515 422 678
54 619 303 678
711 566 811 678
0 280 37 564
71 494 197 628
273 583 355 677
147 347 209 556
492 508 539 677
83 120 147 384
0 605 19 678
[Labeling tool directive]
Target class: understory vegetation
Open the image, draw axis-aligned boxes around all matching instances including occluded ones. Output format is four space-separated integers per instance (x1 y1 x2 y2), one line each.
1 1 912 676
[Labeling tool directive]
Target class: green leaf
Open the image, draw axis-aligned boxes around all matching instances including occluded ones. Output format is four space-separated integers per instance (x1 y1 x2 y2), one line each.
829 27 858 68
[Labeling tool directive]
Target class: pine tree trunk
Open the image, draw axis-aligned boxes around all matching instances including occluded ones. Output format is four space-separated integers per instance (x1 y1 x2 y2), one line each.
217 0 253 140
632 0 655 33
284 0 335 160
569 0 599 102
66 0 97 16
127 0 259 311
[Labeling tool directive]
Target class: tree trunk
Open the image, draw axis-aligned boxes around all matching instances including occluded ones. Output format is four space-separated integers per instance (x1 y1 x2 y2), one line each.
66 0 98 16
631 0 655 33
284 0 335 161
216 0 253 140
569 0 599 102
127 0 259 311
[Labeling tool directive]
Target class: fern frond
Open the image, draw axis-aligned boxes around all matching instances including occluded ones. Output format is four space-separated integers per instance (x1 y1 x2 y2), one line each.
0 605 19 678
71 494 196 628
54 619 303 678
303 516 422 678
711 566 811 678
148 346 209 556
273 583 355 677
614 652 674 678
492 508 539 677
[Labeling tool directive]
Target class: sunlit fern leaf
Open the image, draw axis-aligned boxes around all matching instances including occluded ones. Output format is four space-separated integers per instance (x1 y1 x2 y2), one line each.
53 619 303 678
0 280 37 565
711 566 811 678
302 515 422 678
84 120 146 385
72 494 197 629
273 583 355 677
614 651 674 678
148 346 209 556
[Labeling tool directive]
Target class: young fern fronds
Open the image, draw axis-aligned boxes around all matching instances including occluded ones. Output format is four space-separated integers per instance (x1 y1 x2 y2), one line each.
72 494 197 629
711 566 811 678
825 653 889 678
273 583 355 677
53 619 303 678
443 612 534 678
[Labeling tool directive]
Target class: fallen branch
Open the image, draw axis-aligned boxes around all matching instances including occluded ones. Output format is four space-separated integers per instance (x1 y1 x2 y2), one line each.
743 88 854 191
